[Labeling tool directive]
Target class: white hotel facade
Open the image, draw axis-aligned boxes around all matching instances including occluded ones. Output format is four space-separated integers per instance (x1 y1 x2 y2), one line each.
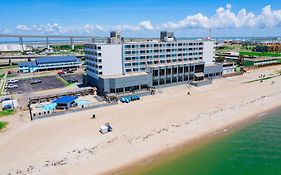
85 31 219 94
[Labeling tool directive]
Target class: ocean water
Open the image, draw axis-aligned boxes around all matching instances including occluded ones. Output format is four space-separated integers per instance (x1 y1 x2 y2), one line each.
125 109 281 175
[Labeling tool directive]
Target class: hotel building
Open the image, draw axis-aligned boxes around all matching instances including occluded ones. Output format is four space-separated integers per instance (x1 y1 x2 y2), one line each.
85 31 219 94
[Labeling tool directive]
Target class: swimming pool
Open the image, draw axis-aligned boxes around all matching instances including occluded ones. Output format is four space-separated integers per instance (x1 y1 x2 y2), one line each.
39 100 92 111
75 100 92 106
40 103 57 111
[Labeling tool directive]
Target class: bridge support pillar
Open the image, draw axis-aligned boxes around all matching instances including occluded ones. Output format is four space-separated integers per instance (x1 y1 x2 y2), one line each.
46 37 50 50
19 36 24 52
70 37 74 50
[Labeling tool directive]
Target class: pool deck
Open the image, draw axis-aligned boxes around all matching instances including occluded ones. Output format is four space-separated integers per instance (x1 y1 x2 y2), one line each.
31 95 99 114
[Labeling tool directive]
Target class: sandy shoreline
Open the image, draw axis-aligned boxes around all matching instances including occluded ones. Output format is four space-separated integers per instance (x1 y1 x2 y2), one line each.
1 65 281 175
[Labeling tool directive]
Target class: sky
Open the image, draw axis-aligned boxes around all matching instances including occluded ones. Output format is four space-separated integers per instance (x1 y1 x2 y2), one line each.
1 0 281 37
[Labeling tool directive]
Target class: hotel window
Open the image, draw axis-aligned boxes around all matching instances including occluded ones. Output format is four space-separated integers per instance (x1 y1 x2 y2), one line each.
153 80 159 86
160 69 165 76
172 67 177 74
166 68 171 75
166 78 171 84
153 70 158 76
116 88 124 93
178 76 183 82
178 67 183 74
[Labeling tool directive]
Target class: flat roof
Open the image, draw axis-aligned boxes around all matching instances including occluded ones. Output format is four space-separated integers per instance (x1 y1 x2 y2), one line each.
18 61 37 67
52 96 78 104
86 39 207 46
36 56 79 64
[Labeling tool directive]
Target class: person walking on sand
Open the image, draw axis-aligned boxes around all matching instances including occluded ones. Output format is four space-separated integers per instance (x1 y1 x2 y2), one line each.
91 114 96 119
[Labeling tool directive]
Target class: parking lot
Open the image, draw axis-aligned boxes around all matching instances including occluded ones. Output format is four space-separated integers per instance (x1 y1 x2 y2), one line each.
6 76 66 94
61 73 84 84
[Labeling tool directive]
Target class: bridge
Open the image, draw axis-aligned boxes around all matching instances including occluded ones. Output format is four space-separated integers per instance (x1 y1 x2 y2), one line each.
0 34 107 51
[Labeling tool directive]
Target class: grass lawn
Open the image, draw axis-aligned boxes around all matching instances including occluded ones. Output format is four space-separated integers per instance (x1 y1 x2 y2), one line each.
243 75 279 84
0 121 8 131
240 52 281 57
0 73 5 78
0 65 17 71
0 109 15 117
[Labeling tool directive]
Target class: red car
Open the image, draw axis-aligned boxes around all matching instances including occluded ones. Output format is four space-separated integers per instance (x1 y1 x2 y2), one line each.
57 71 65 75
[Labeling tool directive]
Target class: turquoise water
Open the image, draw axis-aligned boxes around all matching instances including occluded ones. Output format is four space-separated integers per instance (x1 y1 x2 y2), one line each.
40 103 57 111
125 109 281 175
39 100 91 111
75 100 92 106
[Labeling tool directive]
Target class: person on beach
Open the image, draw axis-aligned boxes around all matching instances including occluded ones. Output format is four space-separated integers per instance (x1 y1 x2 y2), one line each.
187 92 191 95
91 114 96 119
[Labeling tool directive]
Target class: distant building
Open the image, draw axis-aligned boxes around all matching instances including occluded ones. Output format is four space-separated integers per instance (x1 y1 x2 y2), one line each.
18 56 81 73
0 44 32 52
85 31 218 94
243 57 280 67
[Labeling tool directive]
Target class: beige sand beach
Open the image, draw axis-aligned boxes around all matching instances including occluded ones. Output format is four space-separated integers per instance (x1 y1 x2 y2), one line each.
1 65 281 175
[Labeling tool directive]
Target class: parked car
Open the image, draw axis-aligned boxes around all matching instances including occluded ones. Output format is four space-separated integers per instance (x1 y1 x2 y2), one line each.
66 70 74 73
67 79 78 83
57 71 65 75
8 79 19 83
1 97 11 102
31 79 42 84
6 84 17 89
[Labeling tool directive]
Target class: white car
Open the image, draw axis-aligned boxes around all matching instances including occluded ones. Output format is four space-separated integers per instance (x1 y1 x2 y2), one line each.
8 79 19 83
6 84 18 89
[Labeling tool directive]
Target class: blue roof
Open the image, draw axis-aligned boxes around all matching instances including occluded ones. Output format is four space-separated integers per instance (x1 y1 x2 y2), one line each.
52 96 78 104
36 56 79 64
18 61 37 67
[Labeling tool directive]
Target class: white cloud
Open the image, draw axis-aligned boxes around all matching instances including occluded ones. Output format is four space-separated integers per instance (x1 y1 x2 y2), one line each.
16 24 31 31
160 4 281 30
139 21 154 30
7 4 281 35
